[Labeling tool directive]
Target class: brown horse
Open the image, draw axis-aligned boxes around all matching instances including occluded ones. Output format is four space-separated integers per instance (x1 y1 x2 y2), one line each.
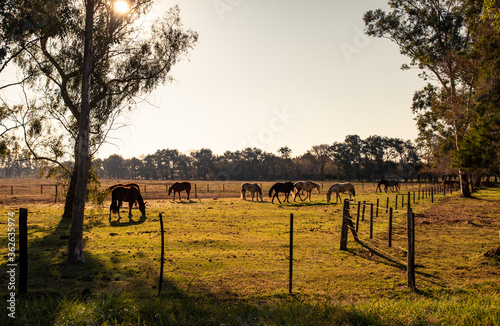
241 183 263 201
375 180 400 193
293 180 321 202
168 181 191 200
326 182 356 203
108 185 146 222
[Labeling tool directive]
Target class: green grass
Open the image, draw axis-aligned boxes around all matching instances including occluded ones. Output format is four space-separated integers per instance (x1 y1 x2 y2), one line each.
1 183 500 325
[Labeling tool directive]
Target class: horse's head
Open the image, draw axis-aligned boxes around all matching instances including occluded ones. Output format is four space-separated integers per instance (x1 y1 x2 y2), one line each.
167 186 172 196
326 193 331 203
138 201 147 217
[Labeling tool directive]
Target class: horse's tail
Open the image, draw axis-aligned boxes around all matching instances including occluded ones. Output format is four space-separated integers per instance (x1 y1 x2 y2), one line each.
268 185 275 198
110 190 119 213
240 185 245 199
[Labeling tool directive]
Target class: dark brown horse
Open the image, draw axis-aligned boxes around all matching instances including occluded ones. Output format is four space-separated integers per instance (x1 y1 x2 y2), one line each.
268 182 294 204
108 184 146 222
376 179 400 193
168 181 191 200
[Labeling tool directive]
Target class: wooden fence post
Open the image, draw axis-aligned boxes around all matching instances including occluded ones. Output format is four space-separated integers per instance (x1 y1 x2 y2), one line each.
356 201 361 233
340 200 350 250
369 203 374 239
158 212 165 295
195 184 198 199
407 207 415 290
289 213 294 294
361 201 366 221
19 208 28 296
388 208 393 248
376 198 379 217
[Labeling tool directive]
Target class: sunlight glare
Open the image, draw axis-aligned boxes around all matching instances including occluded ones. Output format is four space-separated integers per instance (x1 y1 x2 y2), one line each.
114 0 129 14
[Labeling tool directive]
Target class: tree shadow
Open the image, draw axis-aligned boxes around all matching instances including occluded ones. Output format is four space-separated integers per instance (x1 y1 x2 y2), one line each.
109 214 147 227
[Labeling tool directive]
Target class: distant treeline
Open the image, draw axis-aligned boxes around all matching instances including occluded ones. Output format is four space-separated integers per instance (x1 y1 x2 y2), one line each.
92 135 425 181
0 135 429 181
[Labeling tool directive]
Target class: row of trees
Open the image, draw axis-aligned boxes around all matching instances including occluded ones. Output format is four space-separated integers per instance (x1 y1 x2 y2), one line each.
0 134 422 181
94 135 423 181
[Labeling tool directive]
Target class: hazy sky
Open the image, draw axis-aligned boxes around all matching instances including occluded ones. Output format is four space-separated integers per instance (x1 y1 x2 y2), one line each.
98 0 426 159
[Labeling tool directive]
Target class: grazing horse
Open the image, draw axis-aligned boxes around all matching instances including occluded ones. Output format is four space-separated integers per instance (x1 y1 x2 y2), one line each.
109 185 146 222
168 181 191 200
241 183 263 201
376 179 400 193
326 182 356 203
293 180 320 202
268 182 294 204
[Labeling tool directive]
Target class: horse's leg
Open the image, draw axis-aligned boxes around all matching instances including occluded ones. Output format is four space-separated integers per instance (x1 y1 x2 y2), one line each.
128 201 133 219
187 189 190 200
117 200 122 222
307 191 312 202
178 191 182 201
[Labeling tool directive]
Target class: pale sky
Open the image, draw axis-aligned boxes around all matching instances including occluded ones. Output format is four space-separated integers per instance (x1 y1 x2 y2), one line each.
98 1 425 158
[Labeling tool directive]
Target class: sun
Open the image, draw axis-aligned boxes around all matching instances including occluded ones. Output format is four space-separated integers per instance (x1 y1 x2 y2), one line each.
114 0 129 14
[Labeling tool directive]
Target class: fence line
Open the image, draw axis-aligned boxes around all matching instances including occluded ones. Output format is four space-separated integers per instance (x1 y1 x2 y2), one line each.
340 198 416 289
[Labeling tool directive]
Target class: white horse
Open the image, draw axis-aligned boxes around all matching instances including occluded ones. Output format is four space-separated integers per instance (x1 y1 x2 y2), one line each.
326 182 356 203
293 181 321 202
241 183 263 201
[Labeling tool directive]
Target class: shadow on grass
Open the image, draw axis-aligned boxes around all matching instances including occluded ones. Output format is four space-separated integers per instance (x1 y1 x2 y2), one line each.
1 209 389 326
109 214 147 227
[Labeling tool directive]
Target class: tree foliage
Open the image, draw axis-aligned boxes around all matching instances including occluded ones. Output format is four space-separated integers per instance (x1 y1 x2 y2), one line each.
2 0 198 217
364 0 500 195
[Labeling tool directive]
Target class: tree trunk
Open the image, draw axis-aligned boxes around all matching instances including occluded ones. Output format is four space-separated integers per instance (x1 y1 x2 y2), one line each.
62 163 78 218
459 170 472 198
68 0 93 263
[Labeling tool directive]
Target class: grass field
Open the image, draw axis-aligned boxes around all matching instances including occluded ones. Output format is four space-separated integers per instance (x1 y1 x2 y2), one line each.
1 179 499 325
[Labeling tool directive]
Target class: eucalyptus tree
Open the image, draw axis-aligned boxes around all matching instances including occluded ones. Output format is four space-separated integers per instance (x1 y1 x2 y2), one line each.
10 1 197 210
8 0 197 261
364 0 476 196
